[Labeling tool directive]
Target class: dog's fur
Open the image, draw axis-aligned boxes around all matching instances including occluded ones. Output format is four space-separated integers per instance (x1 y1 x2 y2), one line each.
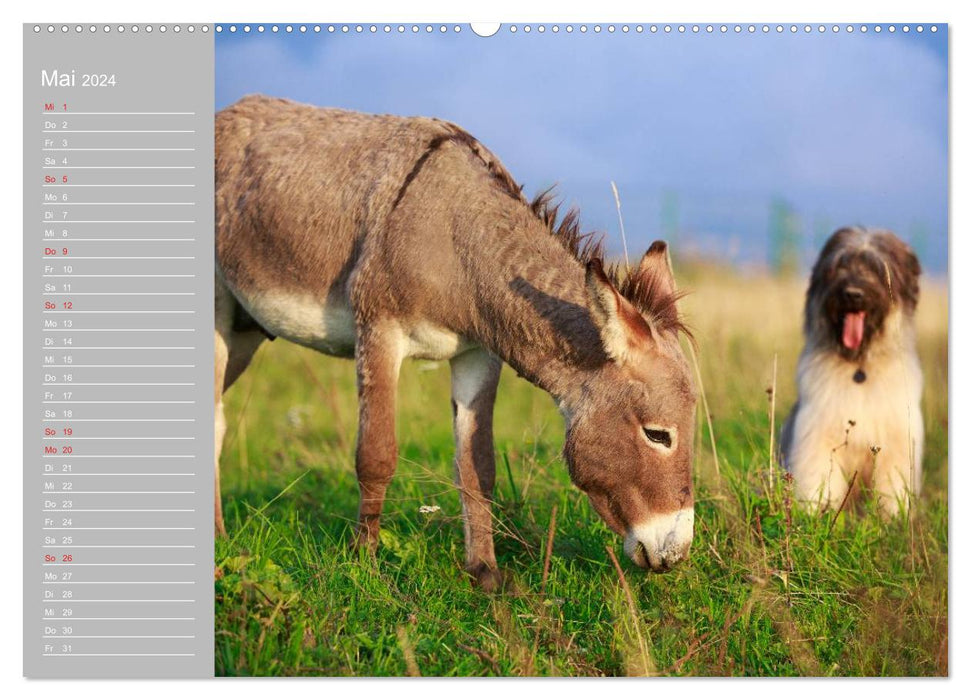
780 227 923 516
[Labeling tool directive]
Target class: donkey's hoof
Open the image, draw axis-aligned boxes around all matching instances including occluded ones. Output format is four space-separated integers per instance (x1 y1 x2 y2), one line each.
350 531 380 556
469 563 504 593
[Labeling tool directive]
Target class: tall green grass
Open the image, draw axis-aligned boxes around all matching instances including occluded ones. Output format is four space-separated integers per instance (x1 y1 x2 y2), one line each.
214 264 948 676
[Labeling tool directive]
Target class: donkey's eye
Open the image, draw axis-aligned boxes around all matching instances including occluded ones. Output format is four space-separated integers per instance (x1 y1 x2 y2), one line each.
643 428 672 449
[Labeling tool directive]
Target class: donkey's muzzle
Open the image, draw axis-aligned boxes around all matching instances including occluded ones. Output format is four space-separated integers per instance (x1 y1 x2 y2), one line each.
624 508 694 572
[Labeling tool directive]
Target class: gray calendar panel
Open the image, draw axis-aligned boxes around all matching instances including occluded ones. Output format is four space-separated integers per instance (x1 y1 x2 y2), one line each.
24 24 215 678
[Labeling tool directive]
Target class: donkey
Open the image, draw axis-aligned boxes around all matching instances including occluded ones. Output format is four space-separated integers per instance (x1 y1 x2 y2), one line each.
215 95 698 590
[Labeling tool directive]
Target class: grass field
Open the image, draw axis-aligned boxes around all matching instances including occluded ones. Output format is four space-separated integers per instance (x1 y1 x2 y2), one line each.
214 261 948 677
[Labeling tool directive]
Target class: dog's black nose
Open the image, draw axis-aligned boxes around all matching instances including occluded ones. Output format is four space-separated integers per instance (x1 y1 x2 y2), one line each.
842 287 864 305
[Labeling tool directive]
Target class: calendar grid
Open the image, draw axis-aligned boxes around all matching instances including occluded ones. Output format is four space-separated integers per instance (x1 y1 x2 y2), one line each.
23 24 215 679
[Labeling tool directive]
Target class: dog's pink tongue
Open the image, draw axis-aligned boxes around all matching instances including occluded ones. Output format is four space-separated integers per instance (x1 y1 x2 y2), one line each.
842 311 866 350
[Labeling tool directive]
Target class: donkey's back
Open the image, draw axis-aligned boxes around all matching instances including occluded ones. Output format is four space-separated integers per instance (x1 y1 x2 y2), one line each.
215 94 503 357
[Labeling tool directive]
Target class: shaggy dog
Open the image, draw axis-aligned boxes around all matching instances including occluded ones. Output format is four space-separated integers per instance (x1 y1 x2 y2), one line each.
780 227 923 516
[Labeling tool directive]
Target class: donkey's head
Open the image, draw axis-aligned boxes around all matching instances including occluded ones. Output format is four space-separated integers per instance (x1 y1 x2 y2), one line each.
563 242 697 572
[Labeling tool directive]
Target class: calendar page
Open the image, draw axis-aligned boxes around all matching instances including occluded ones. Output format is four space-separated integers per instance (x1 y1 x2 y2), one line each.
22 18 950 680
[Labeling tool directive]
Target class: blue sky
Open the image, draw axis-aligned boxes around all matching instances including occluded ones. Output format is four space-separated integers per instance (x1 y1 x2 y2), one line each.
216 25 948 272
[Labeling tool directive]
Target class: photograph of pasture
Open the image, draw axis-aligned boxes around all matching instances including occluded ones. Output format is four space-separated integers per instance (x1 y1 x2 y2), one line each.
212 24 948 676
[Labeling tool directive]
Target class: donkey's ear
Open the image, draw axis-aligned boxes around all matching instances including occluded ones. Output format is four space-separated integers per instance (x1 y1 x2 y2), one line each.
585 258 652 362
636 240 677 298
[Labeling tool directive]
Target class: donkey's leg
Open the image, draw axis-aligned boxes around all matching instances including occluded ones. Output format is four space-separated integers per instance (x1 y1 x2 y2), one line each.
214 328 230 537
353 322 404 551
214 279 235 537
450 348 503 591
214 279 264 537
214 328 265 537
224 331 265 391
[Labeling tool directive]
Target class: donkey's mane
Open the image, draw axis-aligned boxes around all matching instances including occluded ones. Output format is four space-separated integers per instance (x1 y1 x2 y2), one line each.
610 262 692 339
528 188 606 267
528 189 691 339
448 127 691 339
